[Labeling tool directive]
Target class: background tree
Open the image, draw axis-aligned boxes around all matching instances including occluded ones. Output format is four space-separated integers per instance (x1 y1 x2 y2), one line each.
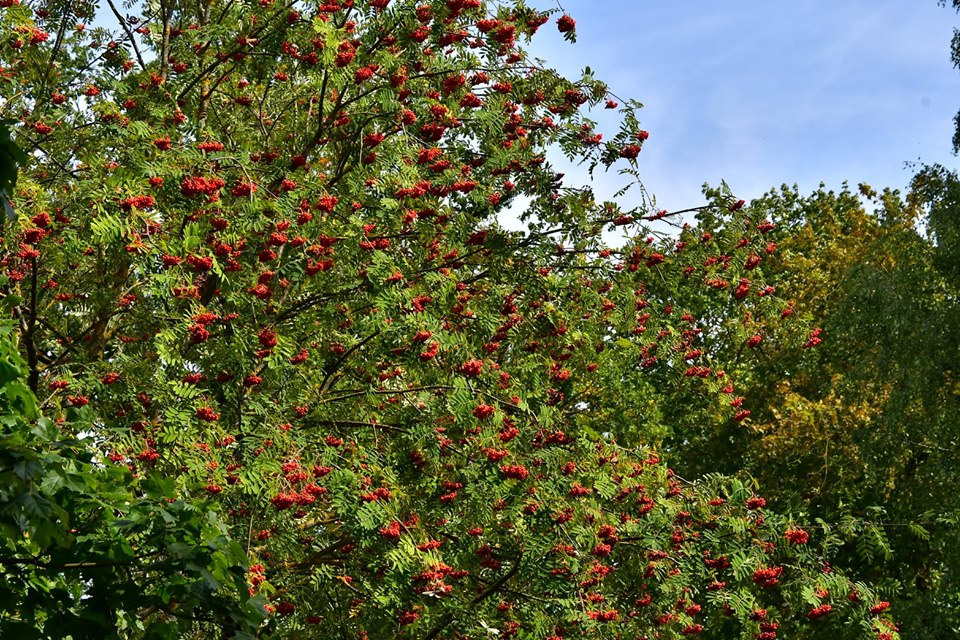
1 0 901 638
657 180 960 639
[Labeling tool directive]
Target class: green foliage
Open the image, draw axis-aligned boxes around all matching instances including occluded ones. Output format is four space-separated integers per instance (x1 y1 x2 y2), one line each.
0 318 260 638
0 119 25 221
661 180 960 638
0 0 902 638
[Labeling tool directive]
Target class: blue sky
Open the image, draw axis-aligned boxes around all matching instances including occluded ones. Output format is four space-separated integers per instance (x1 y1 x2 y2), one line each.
526 1 960 213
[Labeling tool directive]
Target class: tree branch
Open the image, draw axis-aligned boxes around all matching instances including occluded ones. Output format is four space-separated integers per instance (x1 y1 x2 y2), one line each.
105 0 147 70
422 553 524 640
319 329 380 394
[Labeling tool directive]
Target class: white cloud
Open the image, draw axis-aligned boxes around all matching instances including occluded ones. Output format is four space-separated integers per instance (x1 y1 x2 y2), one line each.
525 0 960 210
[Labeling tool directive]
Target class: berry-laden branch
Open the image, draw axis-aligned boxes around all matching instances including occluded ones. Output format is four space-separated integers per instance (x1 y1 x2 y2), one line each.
105 0 147 71
422 552 524 640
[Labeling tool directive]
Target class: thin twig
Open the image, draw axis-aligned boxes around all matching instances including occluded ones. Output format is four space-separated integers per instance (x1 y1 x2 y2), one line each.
105 0 146 70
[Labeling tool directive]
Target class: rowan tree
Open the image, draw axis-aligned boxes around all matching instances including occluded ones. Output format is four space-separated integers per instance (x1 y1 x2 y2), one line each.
0 0 901 638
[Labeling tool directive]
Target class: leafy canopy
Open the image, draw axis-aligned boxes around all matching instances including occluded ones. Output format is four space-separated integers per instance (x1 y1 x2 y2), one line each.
0 0 900 638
